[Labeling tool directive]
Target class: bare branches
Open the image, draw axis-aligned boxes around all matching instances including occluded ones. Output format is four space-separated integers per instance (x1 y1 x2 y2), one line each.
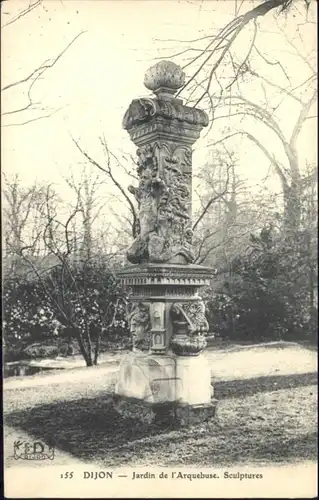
2 31 85 93
186 4 317 239
242 63 315 105
176 24 242 103
2 174 46 258
214 94 289 147
235 0 246 16
71 135 139 238
192 25 243 107
63 166 109 261
169 0 315 114
2 30 86 125
3 108 64 128
290 89 317 149
211 78 317 186
193 228 220 263
277 18 316 73
3 167 125 366
225 19 258 92
1 0 43 29
209 131 289 187
193 164 231 231
253 44 291 82
176 0 289 106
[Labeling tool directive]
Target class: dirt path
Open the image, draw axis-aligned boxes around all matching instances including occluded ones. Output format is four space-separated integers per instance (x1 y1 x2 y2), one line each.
4 342 317 475
205 342 317 381
4 362 119 391
4 341 317 392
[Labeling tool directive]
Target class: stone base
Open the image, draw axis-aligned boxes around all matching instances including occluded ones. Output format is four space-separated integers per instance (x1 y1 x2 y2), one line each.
153 399 218 427
112 394 218 427
113 351 216 427
115 352 212 405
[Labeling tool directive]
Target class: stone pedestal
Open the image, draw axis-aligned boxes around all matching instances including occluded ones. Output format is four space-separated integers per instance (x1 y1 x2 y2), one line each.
115 352 211 405
114 352 216 426
113 60 217 426
115 352 177 403
175 355 212 405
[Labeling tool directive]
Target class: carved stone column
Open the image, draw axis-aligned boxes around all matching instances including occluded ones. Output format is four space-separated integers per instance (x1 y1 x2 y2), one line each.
114 61 217 425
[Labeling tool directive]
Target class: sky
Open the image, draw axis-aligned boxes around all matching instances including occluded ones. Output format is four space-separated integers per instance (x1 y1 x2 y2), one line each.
1 0 317 216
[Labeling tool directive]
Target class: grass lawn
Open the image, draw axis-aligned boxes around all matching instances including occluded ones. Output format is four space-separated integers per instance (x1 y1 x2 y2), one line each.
4 342 317 468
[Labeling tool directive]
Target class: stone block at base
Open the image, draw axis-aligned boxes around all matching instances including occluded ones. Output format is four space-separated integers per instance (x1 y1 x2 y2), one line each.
153 399 218 427
112 394 218 427
115 352 177 403
115 351 212 405
114 351 216 426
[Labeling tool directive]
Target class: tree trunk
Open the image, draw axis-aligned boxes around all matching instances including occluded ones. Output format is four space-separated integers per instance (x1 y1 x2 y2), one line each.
227 262 236 339
84 327 94 366
75 329 93 367
283 181 302 237
93 330 101 365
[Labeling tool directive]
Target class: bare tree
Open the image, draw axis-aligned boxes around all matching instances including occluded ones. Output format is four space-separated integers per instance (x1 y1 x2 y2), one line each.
2 173 49 275
149 1 316 244
71 136 139 240
207 52 316 235
63 166 109 262
192 147 275 266
2 172 126 365
15 184 125 366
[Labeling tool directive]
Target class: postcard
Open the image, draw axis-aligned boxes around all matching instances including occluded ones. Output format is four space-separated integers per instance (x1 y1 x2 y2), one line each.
2 0 317 498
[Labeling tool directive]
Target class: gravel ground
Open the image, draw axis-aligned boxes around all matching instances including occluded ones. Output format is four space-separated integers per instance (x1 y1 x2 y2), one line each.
4 341 316 391
4 342 317 468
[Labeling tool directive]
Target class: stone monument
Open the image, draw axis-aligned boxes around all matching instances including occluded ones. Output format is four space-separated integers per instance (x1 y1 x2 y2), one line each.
114 60 217 426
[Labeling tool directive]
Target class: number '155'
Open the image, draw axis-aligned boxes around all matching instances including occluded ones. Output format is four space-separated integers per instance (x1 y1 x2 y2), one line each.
60 472 74 479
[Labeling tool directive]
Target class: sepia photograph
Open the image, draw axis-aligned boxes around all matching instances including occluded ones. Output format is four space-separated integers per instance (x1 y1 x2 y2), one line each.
2 0 317 497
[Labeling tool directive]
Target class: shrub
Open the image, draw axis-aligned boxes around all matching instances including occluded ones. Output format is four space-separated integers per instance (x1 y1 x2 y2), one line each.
205 226 317 343
3 258 130 364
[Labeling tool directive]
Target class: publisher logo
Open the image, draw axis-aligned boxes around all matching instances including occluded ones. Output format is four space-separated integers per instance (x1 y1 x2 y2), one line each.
14 440 55 461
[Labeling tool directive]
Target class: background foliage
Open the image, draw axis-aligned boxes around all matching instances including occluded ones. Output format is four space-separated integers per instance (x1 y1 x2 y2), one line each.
205 226 317 343
3 259 130 362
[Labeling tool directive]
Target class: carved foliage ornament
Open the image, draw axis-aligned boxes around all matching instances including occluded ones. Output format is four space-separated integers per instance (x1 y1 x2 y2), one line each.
171 299 209 336
122 98 209 131
169 299 208 355
127 142 195 265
